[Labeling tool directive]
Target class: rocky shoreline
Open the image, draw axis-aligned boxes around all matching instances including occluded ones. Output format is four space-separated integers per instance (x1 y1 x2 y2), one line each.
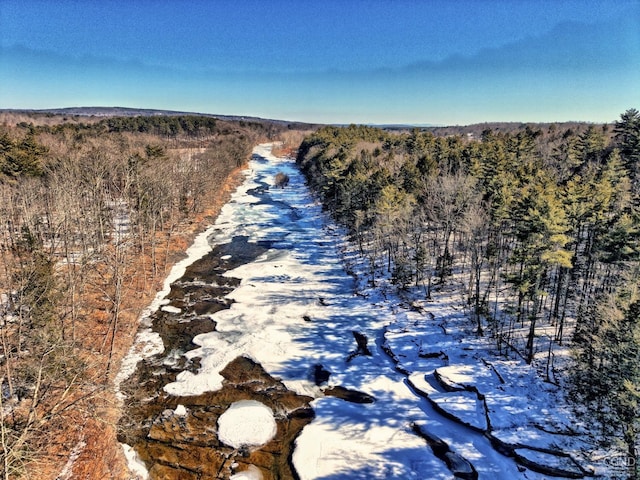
117 234 316 479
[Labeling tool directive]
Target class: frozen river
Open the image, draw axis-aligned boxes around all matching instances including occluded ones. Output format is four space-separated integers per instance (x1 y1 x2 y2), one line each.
117 144 587 480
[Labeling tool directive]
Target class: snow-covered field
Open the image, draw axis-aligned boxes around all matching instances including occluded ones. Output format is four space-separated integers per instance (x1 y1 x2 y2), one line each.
119 144 611 479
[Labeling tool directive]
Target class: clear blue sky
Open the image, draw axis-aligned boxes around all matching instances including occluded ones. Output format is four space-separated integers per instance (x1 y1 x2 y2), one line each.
1 0 638 125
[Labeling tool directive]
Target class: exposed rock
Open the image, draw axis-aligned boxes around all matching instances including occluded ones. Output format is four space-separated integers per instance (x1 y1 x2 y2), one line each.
148 463 200 480
147 409 221 446
480 358 506 384
381 339 401 365
180 235 272 284
487 430 590 478
118 356 314 480
412 423 478 480
407 372 440 397
244 449 276 468
153 314 218 353
141 441 226 475
382 319 448 374
353 331 371 355
444 452 478 480
411 423 448 456
418 350 448 361
486 431 517 457
163 281 236 322
347 330 372 361
312 364 331 386
274 171 290 188
378 286 589 478
323 386 375 404
167 283 237 305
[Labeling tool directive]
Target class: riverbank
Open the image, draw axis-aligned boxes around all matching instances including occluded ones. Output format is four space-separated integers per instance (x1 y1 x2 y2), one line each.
53 164 249 480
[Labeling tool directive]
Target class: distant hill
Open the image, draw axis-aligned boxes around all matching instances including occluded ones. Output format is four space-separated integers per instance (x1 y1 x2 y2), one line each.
425 120 610 138
0 107 607 137
0 106 322 130
29 106 196 117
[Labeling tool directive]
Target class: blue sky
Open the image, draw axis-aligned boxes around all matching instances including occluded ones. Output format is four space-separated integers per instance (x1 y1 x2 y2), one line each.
1 0 638 125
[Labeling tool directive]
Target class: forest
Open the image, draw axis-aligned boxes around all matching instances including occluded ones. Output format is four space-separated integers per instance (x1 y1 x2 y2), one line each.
297 109 640 466
0 112 291 479
2 107 639 477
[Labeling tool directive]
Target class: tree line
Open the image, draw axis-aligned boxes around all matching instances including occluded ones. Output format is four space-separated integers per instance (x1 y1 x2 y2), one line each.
296 110 640 474
0 113 275 478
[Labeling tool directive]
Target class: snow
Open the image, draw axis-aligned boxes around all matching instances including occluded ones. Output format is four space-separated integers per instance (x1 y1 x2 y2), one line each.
118 144 599 479
513 448 586 477
121 443 149 480
230 465 263 480
217 400 277 449
434 364 501 391
428 391 488 431
57 440 86 480
160 305 181 314
174 404 187 416
292 397 451 480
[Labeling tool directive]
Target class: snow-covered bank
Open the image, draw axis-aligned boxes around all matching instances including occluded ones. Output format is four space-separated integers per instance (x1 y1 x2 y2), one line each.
118 144 599 479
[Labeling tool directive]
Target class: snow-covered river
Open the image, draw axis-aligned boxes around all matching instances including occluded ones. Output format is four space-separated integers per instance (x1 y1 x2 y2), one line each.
117 144 591 480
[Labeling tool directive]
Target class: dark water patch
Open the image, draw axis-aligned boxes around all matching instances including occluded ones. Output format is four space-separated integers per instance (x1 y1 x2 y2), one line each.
346 330 372 362
246 176 271 197
250 154 270 164
165 283 235 316
152 314 217 353
313 364 331 386
179 235 272 285
219 235 274 262
192 299 230 316
247 185 269 196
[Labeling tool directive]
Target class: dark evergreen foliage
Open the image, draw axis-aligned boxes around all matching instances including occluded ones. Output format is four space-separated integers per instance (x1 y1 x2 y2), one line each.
297 112 640 467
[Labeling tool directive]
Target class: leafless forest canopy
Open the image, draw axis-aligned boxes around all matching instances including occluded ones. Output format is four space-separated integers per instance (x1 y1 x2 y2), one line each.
0 110 300 479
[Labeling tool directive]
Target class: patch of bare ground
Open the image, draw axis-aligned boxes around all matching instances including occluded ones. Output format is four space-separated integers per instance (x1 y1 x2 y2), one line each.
271 130 311 158
32 166 248 480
